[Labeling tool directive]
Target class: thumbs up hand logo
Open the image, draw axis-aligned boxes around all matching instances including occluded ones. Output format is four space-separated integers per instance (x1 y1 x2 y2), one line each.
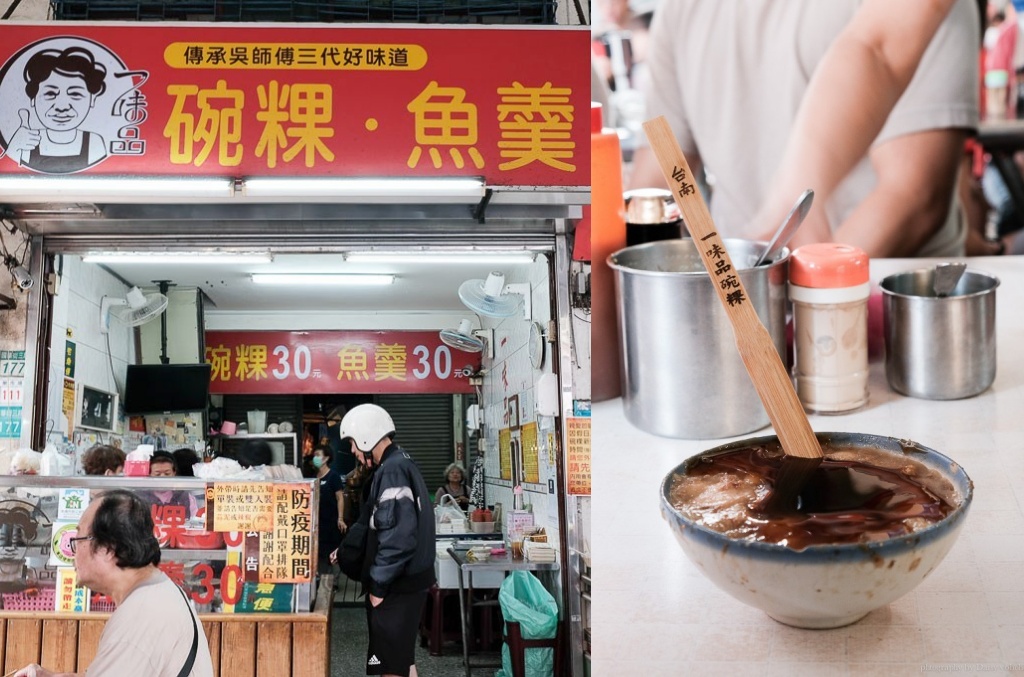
8 109 41 156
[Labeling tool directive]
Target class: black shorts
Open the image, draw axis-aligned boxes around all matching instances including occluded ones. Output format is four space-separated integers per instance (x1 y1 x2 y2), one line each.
365 589 428 676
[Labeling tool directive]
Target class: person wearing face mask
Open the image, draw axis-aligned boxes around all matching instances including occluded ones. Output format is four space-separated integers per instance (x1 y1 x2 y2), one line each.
313 445 345 576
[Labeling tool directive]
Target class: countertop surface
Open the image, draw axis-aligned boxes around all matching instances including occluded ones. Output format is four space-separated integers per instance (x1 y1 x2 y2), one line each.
593 257 1024 676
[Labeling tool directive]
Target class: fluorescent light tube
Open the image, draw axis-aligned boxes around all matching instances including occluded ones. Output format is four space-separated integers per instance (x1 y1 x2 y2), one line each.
346 252 537 265
243 177 485 198
83 252 273 264
0 176 235 200
251 274 395 286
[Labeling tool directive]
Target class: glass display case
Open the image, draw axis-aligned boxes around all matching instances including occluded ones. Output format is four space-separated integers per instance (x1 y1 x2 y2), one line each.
0 475 319 615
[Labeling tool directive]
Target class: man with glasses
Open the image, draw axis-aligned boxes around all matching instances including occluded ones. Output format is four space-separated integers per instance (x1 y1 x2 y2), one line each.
13 490 213 677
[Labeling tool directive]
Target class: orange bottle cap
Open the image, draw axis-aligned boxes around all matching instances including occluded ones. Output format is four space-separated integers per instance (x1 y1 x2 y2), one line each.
789 243 869 288
592 102 603 134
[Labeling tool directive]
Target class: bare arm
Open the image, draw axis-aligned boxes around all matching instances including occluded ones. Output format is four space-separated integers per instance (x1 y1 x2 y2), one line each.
829 129 966 256
756 0 960 244
335 489 346 534
14 665 81 677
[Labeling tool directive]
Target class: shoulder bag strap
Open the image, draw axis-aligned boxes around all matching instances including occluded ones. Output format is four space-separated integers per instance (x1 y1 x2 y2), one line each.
174 584 200 677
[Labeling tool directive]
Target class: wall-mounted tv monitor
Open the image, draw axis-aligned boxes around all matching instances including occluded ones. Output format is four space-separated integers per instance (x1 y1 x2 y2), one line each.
124 363 211 415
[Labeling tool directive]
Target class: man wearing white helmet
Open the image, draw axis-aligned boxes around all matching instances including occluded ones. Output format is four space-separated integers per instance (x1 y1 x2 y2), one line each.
338 403 435 677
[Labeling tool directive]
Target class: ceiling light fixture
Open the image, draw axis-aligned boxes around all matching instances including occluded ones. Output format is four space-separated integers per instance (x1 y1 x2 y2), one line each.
251 274 396 286
83 252 273 264
242 177 485 199
0 176 235 201
346 252 538 265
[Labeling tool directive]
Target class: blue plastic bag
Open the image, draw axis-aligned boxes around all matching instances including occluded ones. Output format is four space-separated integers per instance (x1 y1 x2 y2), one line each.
494 570 558 677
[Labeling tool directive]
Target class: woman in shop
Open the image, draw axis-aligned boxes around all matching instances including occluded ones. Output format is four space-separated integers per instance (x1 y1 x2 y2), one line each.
434 462 470 509
172 447 200 477
81 444 124 476
312 445 345 576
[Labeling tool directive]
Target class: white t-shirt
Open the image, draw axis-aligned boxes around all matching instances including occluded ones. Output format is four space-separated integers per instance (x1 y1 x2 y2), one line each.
645 0 980 256
87 570 213 677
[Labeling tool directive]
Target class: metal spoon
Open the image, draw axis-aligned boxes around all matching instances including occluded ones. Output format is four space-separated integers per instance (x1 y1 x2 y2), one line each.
933 261 966 297
754 189 815 267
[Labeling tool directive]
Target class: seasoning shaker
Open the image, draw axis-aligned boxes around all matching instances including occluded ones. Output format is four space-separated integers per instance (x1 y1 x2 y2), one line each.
623 188 683 246
789 243 870 413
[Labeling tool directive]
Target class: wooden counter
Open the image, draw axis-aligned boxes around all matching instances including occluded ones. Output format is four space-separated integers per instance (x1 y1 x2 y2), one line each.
0 577 334 676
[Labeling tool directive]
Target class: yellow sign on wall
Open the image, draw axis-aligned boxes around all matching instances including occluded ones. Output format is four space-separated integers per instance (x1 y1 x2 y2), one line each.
522 422 539 484
498 428 512 481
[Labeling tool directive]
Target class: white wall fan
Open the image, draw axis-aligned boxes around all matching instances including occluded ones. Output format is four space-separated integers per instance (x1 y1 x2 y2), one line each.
100 286 169 333
457 271 531 320
439 318 495 359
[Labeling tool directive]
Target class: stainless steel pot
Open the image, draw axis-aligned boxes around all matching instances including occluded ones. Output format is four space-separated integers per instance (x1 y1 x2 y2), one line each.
608 239 788 439
881 268 999 400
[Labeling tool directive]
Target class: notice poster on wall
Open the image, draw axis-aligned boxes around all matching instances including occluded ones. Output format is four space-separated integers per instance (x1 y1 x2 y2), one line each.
258 483 313 583
522 422 540 484
62 377 75 431
56 567 90 613
498 428 512 481
566 417 591 496
212 482 274 532
0 350 26 377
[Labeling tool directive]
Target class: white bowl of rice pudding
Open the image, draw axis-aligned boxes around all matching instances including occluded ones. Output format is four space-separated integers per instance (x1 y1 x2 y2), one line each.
660 432 972 629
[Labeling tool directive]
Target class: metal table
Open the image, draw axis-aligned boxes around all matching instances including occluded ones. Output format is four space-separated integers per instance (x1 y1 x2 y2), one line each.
447 547 559 677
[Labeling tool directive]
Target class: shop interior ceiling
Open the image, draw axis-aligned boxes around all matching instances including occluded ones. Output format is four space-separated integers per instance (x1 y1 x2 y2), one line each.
4 191 582 313
89 252 539 312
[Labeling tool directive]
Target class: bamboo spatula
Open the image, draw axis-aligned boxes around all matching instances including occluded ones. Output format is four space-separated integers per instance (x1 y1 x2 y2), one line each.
642 116 823 510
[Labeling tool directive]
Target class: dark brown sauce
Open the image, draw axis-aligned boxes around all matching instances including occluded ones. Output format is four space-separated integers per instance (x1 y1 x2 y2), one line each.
675 446 956 550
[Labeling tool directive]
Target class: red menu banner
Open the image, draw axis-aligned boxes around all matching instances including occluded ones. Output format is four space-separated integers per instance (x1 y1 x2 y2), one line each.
0 23 589 186
206 329 479 394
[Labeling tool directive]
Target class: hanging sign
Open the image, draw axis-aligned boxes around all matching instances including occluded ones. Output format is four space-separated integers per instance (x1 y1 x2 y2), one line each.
211 481 274 532
206 330 478 395
259 483 313 583
0 23 589 187
565 416 590 496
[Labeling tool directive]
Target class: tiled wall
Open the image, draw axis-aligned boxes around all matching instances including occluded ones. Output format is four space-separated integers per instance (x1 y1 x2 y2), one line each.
45 256 134 445
479 257 562 548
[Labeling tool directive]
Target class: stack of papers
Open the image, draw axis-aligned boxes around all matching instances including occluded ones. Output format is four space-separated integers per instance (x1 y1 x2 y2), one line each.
524 541 557 563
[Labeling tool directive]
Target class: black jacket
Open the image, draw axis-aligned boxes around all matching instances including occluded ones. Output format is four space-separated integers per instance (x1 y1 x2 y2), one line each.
362 443 436 598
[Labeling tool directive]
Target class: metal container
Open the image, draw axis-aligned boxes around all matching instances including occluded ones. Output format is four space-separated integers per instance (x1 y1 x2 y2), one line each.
608 239 788 439
881 268 999 400
623 188 683 246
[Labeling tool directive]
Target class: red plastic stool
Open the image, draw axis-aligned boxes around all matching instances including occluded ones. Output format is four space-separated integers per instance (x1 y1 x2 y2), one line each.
419 584 462 656
504 620 564 677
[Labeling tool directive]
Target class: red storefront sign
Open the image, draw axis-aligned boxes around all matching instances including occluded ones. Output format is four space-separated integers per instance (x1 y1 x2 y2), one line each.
0 24 589 187
205 330 479 394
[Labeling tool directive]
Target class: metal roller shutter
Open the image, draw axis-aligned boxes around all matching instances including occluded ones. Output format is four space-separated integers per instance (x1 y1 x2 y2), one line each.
376 394 453 498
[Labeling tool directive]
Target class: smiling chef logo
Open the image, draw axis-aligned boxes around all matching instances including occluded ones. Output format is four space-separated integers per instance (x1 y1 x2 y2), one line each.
0 37 149 174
